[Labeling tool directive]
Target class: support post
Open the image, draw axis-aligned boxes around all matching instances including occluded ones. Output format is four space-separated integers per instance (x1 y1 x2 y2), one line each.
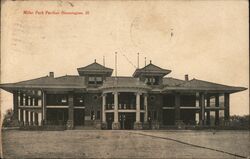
112 92 120 129
38 99 42 106
67 92 74 129
18 109 21 122
200 93 205 126
13 91 19 121
38 112 42 126
23 94 26 106
28 111 31 125
42 91 47 124
28 96 31 106
23 110 26 125
174 93 183 128
101 93 107 129
143 94 149 129
224 93 230 126
206 95 210 126
18 92 21 107
215 94 220 125
32 98 35 106
134 92 142 130
33 112 36 125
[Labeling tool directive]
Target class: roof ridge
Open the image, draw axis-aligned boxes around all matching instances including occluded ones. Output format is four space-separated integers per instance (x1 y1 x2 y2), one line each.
141 63 170 71
55 75 79 79
77 62 113 70
163 77 185 81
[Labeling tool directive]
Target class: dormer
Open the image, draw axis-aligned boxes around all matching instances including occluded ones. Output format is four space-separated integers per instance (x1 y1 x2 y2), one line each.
77 60 113 86
133 61 171 86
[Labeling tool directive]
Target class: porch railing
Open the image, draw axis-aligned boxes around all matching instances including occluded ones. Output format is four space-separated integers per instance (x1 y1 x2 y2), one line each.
105 104 144 110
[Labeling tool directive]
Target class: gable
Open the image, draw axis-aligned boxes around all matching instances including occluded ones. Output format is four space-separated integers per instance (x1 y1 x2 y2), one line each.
77 62 113 76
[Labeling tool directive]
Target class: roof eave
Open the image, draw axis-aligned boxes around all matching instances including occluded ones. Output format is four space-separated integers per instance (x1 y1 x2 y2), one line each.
162 86 248 93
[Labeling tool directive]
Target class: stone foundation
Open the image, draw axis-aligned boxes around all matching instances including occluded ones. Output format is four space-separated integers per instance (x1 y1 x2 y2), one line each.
133 122 142 130
66 120 74 130
101 122 108 129
112 122 120 130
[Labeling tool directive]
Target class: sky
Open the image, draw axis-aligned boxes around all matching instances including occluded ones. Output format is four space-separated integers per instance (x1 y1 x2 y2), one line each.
0 0 249 117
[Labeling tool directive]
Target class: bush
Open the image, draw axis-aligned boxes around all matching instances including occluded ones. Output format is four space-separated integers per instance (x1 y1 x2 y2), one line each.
2 109 14 127
230 115 249 127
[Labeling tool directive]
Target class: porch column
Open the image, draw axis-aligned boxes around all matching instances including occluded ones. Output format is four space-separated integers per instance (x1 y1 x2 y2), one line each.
18 92 21 107
112 92 120 129
174 93 182 127
136 92 140 122
134 92 142 129
144 94 148 122
42 91 47 124
224 93 230 126
23 94 26 106
38 112 42 126
32 97 34 106
38 99 42 106
33 112 36 125
101 93 107 129
23 110 26 125
13 91 18 121
18 109 21 122
206 95 210 125
215 94 220 125
114 92 118 123
28 96 31 106
28 111 31 125
199 93 205 126
67 92 74 129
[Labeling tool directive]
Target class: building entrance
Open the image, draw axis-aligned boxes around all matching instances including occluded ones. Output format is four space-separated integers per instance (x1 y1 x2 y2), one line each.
106 113 114 129
74 109 85 126
119 113 136 130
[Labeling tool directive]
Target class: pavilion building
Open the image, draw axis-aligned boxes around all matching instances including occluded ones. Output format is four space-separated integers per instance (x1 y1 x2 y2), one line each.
0 60 247 129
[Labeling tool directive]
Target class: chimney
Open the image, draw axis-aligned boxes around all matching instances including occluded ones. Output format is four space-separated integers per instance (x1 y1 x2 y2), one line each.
49 72 54 78
185 74 189 81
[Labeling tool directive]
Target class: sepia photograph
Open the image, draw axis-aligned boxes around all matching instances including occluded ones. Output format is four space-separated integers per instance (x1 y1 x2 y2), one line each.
0 0 249 158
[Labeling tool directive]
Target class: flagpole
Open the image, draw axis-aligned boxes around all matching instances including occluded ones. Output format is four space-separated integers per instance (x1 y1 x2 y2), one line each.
137 52 139 69
115 52 117 78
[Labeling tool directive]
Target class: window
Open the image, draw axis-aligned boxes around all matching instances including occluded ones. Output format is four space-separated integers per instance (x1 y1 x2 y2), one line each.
47 94 68 105
88 76 95 84
74 94 84 106
88 76 103 84
61 97 67 103
96 77 103 84
145 76 159 85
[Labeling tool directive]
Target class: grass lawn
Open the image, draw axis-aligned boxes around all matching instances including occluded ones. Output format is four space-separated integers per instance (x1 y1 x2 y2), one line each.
2 130 249 158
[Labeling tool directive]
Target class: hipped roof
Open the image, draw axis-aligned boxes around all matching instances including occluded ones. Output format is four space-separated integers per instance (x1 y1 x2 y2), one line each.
133 63 171 77
162 78 247 93
0 75 86 92
77 62 113 76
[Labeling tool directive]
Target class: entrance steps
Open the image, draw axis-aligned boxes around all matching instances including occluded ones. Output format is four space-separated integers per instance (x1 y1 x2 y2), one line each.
74 126 98 130
84 120 94 126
